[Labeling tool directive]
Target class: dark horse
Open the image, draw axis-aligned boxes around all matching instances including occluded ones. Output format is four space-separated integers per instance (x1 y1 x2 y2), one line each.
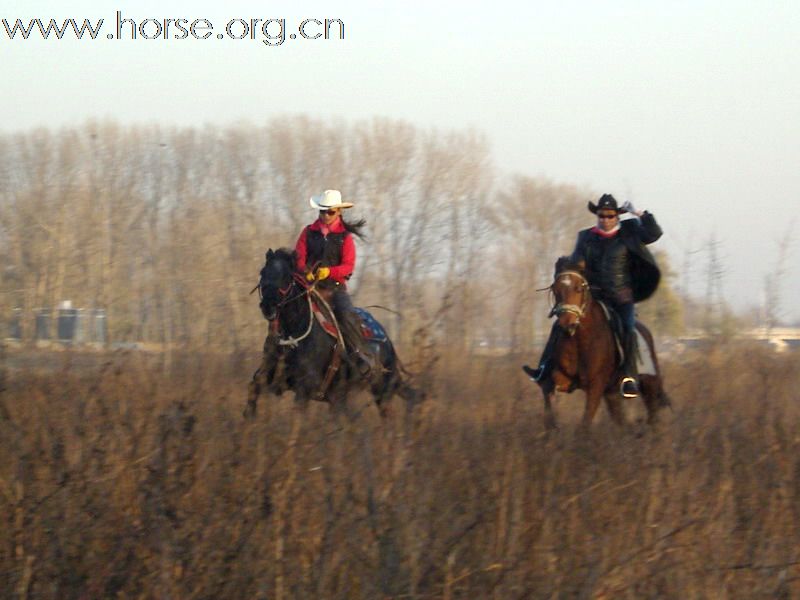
244 248 422 418
536 257 671 429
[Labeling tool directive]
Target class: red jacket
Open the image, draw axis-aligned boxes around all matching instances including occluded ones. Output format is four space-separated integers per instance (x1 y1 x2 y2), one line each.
294 218 356 285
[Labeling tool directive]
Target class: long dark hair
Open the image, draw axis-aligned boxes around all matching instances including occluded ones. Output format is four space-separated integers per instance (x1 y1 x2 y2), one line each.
342 215 367 240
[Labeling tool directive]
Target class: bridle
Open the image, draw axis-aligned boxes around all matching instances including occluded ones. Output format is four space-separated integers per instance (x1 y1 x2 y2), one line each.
549 270 591 326
272 272 311 311
255 269 315 346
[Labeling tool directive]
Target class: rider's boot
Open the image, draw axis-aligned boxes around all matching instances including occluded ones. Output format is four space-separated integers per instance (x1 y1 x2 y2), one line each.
339 311 375 377
522 324 560 382
522 364 544 381
620 327 640 398
330 288 376 377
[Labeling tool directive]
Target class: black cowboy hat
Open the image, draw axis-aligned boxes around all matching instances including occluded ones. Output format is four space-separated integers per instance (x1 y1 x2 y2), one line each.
587 193 627 214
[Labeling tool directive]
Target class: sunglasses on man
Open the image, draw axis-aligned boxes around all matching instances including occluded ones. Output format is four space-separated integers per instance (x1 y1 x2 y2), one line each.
597 213 618 220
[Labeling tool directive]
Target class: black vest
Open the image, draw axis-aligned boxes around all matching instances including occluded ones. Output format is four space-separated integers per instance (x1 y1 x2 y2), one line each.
305 228 348 271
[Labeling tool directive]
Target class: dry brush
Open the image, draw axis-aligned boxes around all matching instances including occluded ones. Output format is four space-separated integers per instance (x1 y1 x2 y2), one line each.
1 344 799 598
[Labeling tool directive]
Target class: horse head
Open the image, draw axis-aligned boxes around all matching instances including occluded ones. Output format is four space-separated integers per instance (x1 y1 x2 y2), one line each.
550 257 590 336
258 248 299 321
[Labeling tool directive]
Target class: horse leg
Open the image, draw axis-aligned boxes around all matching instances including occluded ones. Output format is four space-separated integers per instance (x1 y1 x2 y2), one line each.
292 377 312 413
244 339 284 420
538 380 558 431
370 371 395 419
640 374 671 425
376 398 392 420
374 371 422 419
604 392 627 426
244 363 268 420
372 343 423 421
580 383 605 429
384 377 427 436
398 380 424 413
330 398 357 422
371 384 392 419
327 383 356 421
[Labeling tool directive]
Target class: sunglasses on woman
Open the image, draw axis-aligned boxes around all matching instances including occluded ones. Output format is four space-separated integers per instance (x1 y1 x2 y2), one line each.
320 209 339 216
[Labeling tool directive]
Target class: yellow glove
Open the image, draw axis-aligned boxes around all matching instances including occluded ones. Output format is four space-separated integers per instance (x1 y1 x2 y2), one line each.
305 267 331 282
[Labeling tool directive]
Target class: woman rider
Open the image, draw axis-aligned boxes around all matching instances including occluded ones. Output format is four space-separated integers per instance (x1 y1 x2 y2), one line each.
295 189 373 374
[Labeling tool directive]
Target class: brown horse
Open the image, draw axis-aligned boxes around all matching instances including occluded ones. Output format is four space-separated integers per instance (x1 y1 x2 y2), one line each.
536 257 671 429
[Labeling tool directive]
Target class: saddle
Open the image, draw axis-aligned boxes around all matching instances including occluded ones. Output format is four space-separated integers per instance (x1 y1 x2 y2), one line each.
596 300 656 376
596 300 626 363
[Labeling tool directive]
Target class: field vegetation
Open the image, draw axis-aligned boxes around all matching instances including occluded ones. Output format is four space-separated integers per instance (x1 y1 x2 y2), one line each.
2 344 799 598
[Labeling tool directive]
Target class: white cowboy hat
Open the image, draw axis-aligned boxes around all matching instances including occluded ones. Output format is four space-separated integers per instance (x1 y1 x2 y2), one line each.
309 189 353 210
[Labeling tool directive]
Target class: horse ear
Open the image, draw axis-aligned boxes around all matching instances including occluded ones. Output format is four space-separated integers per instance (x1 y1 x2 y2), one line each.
576 259 586 273
266 249 274 260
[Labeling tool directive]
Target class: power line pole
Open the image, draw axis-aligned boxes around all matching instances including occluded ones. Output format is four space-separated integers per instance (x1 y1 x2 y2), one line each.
704 235 725 335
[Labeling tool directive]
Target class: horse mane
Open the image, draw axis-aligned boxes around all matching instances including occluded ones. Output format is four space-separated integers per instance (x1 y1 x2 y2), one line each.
274 247 297 263
554 255 584 276
265 247 300 274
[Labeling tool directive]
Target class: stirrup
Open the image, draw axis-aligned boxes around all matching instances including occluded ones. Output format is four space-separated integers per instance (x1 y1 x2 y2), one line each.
620 376 639 398
522 364 545 382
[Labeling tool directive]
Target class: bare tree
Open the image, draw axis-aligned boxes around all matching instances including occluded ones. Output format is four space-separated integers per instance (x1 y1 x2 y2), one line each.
0 118 612 360
488 176 588 352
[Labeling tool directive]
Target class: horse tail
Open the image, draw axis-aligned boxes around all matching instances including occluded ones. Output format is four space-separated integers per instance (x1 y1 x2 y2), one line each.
361 304 401 316
634 321 660 373
394 353 415 378
635 320 672 411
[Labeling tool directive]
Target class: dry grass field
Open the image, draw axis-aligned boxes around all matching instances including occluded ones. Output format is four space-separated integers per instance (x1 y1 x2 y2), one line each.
2 344 799 599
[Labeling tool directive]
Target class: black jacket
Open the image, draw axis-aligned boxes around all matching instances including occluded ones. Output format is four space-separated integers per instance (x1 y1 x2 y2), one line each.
570 212 663 303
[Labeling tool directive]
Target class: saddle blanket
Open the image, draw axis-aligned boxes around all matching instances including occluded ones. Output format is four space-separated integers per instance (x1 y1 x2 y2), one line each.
310 304 389 344
352 307 388 343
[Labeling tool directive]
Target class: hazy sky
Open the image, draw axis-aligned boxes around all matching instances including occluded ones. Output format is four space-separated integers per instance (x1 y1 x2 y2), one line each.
3 0 799 320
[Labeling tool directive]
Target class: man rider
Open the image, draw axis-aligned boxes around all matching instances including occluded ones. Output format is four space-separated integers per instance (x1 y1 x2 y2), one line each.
523 194 662 397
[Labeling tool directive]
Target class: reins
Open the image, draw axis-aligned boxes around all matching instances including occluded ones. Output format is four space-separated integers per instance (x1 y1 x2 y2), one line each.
270 274 349 401
262 272 348 352
277 293 315 348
